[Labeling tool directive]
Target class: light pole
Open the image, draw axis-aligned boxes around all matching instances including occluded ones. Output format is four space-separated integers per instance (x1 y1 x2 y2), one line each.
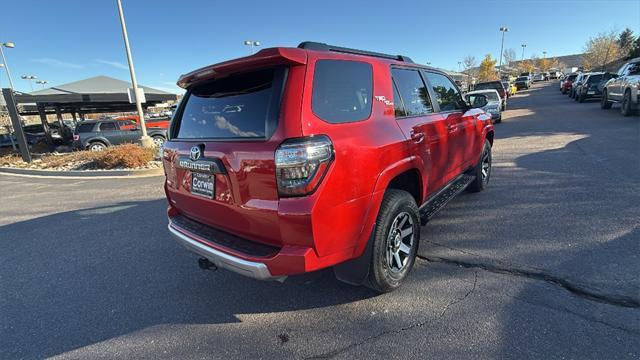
36 80 49 88
498 27 508 78
521 44 527 61
542 51 547 59
0 42 17 150
0 42 16 90
21 75 37 91
116 0 152 148
243 40 260 54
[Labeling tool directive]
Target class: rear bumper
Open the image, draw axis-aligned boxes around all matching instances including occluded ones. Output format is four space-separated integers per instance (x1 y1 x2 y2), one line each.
168 222 285 281
167 212 355 280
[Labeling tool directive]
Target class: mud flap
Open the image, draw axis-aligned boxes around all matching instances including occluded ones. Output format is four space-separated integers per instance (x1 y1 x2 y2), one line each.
333 227 374 286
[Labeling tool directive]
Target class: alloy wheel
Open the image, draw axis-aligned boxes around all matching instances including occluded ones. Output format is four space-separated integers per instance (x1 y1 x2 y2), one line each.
385 212 414 273
481 147 491 185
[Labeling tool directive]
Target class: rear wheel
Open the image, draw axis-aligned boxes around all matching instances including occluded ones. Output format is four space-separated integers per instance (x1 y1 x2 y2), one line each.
467 140 492 193
578 92 586 103
87 141 106 151
601 90 612 109
364 190 420 293
621 90 635 116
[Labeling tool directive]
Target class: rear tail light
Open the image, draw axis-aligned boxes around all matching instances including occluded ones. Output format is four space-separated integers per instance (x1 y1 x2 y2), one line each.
275 135 333 197
73 134 79 141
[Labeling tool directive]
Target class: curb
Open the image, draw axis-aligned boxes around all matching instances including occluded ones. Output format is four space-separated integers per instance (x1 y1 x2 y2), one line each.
0 166 164 178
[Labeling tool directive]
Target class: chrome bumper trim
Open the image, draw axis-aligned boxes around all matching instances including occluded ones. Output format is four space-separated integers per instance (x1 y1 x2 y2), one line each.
168 222 286 282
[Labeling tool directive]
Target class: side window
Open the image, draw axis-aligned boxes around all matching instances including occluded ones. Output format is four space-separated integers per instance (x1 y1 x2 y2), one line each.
424 72 465 112
312 60 373 123
391 68 433 117
99 122 117 131
617 64 628 76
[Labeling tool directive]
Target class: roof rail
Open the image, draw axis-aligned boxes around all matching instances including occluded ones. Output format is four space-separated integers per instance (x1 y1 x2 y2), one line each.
298 42 414 63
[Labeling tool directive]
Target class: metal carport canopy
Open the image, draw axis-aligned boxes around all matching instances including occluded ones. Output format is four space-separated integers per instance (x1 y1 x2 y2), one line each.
13 75 178 114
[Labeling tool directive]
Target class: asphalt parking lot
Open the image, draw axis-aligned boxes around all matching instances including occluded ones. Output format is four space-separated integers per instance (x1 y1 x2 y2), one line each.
1 81 639 359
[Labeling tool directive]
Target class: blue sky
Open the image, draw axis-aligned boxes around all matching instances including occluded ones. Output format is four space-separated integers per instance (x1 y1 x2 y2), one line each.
1 0 638 94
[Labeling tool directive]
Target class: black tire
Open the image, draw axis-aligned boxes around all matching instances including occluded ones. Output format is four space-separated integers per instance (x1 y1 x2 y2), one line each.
578 93 585 103
87 141 107 151
152 135 166 147
467 140 492 193
561 88 566 94
364 189 420 293
621 90 635 117
601 90 612 109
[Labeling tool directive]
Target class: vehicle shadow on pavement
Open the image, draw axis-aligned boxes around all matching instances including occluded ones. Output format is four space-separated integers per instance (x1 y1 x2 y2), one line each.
0 199 378 359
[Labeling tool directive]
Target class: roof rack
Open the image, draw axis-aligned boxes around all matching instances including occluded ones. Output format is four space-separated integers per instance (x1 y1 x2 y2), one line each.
298 42 414 63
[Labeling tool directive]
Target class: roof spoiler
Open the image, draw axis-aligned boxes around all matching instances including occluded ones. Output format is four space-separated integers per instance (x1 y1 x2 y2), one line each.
177 47 306 89
298 41 414 63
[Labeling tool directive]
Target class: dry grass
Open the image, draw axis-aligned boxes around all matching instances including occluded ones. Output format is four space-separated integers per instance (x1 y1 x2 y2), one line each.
94 144 157 169
0 144 159 170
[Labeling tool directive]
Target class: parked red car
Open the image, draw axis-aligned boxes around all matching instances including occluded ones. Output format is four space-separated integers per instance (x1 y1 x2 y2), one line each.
163 42 494 292
115 115 170 130
561 73 578 94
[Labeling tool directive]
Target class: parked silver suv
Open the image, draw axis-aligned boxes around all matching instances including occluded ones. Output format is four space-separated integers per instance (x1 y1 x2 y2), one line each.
601 58 640 116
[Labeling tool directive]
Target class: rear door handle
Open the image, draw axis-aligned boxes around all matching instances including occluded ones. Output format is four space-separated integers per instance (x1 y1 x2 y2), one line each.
410 131 425 143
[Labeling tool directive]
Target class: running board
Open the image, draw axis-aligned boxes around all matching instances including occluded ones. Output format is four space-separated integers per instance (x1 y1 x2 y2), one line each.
419 174 476 225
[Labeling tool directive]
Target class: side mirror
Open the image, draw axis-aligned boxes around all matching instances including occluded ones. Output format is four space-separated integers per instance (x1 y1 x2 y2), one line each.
466 94 488 108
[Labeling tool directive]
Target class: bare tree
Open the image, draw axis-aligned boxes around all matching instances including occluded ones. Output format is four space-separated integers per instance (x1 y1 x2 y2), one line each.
462 55 477 76
503 48 516 66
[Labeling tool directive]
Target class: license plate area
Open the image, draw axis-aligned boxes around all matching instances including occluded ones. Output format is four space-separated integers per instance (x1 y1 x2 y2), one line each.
191 172 215 199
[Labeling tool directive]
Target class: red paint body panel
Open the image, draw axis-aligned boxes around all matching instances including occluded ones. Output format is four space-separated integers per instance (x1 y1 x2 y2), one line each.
164 46 494 277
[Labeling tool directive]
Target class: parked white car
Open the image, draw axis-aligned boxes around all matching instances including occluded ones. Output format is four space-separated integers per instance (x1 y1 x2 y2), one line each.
465 89 502 123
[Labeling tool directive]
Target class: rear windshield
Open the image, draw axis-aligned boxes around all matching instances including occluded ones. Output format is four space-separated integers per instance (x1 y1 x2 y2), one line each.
567 74 578 81
475 82 503 90
587 75 603 83
175 68 280 139
76 123 95 133
516 77 527 81
483 92 500 101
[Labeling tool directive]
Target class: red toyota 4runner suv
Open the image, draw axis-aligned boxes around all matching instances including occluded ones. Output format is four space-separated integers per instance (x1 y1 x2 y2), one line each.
163 42 494 292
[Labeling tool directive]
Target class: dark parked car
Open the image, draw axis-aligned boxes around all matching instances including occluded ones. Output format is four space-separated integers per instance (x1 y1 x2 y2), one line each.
514 76 530 90
576 72 617 102
474 80 507 110
73 119 167 151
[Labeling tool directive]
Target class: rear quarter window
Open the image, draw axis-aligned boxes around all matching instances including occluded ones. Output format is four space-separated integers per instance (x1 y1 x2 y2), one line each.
311 60 373 123
76 123 95 133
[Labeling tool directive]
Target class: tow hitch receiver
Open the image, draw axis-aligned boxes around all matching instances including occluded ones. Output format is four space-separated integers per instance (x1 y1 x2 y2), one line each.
198 257 218 271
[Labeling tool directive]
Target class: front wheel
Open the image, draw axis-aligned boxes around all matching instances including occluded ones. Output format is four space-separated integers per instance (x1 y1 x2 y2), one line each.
601 90 612 109
467 139 492 193
621 90 635 116
365 190 420 293
152 135 166 147
578 93 586 103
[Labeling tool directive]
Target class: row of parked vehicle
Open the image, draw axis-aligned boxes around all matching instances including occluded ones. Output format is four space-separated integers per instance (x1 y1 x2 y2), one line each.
72 115 170 151
559 57 640 116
